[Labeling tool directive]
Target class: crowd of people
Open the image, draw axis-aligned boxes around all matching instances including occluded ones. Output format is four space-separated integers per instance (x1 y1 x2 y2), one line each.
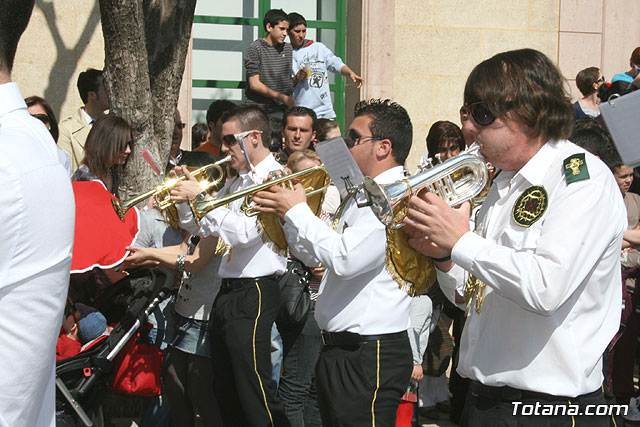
3 1 640 427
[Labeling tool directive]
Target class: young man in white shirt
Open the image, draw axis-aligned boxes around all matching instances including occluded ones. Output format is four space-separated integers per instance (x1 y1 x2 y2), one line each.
171 105 290 427
253 99 414 426
0 1 76 425
404 48 627 427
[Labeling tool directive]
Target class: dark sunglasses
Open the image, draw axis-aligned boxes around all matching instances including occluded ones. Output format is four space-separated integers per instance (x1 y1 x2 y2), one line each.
176 122 187 130
594 76 605 84
31 113 50 125
460 102 497 126
344 129 379 148
221 130 261 146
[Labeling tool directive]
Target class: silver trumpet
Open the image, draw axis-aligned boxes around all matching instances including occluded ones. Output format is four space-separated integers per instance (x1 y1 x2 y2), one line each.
361 145 489 228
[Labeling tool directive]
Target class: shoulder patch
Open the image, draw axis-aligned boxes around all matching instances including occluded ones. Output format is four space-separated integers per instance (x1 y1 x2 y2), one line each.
512 185 548 228
563 153 590 184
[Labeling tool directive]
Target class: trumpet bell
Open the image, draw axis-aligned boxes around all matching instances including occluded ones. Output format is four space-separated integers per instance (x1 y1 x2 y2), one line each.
364 153 489 228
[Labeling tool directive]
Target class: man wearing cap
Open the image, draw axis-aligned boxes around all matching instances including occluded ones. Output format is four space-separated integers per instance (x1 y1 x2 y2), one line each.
403 49 627 426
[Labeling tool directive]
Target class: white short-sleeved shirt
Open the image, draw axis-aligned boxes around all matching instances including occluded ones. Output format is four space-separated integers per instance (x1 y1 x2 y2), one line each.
0 82 75 427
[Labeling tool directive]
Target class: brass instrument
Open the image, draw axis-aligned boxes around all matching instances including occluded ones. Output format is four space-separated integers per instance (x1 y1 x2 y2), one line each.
112 155 231 221
362 149 489 229
189 164 329 225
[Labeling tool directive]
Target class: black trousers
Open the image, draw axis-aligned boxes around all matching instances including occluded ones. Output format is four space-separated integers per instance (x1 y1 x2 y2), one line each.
462 381 615 427
315 332 412 427
210 276 290 427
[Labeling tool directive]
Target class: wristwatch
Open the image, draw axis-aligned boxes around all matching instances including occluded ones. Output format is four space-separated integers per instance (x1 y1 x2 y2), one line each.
194 192 206 202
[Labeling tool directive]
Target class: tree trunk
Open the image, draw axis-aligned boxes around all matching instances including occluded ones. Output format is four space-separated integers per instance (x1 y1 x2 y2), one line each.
98 0 196 199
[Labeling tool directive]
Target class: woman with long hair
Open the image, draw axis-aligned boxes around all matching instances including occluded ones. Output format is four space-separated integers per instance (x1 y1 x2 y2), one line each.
71 114 132 197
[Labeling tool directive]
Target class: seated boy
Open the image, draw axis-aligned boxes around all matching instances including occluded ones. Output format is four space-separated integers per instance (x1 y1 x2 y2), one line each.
56 303 108 360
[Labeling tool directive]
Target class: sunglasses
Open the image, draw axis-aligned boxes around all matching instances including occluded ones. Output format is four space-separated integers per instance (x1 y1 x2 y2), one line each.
344 129 379 148
221 129 261 146
460 102 498 126
31 113 50 125
594 76 605 84
176 122 186 130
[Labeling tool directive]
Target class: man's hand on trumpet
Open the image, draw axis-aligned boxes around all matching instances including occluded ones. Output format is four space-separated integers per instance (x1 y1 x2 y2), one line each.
252 182 307 220
170 165 202 202
402 191 471 270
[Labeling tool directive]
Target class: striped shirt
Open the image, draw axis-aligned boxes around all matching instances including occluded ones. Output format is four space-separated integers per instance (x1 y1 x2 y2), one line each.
244 39 293 113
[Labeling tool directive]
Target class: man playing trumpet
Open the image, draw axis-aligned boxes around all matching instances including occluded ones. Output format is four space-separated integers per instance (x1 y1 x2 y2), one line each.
404 49 627 426
170 105 290 427
253 99 414 427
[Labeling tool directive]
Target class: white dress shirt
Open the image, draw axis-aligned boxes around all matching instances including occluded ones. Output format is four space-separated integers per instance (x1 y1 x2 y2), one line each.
177 154 287 278
283 166 411 335
437 139 626 397
0 82 75 427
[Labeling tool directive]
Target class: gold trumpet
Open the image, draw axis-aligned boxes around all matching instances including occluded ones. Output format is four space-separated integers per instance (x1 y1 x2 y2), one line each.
189 164 329 224
112 155 231 221
189 164 330 253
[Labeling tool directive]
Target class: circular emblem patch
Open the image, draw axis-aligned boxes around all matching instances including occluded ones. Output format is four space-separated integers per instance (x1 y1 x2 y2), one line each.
512 185 548 228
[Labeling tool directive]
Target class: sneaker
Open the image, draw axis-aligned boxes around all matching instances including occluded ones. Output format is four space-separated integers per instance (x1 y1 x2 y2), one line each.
624 397 640 423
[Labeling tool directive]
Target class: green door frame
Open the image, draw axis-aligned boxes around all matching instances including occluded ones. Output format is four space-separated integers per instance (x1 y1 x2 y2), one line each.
192 0 347 129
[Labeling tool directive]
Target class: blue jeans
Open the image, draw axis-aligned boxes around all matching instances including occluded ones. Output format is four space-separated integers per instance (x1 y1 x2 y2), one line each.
278 301 322 427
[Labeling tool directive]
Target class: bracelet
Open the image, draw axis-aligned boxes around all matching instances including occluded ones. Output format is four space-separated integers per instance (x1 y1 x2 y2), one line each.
175 254 186 282
432 254 451 263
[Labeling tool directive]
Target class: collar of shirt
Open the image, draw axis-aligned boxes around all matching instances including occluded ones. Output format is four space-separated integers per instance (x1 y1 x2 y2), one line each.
81 108 94 126
0 82 26 119
373 165 406 185
238 153 280 184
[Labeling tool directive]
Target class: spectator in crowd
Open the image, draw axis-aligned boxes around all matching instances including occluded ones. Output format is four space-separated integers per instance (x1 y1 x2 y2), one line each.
191 122 208 150
56 303 108 360
25 95 72 175
415 120 466 173
288 12 364 119
574 67 604 119
58 68 110 171
196 99 236 158
71 114 132 198
0 1 76 425
611 47 640 88
404 48 627 426
244 9 294 129
165 109 216 181
275 106 317 165
316 118 341 142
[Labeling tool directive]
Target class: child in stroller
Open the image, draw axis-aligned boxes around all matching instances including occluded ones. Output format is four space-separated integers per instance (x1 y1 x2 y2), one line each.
55 267 171 427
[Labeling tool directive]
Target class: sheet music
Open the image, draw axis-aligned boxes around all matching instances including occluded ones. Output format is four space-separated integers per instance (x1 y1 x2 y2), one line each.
315 137 365 198
600 89 640 167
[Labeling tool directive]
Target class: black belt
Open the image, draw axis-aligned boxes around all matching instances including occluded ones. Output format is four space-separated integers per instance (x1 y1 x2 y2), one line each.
221 274 280 290
470 381 601 403
320 330 407 346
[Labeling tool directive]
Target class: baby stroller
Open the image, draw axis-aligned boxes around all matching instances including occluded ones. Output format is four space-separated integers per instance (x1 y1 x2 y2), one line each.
55 267 172 427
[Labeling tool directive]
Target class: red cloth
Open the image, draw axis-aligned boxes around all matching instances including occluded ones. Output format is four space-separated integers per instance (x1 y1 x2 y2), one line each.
195 141 220 158
56 334 82 360
70 181 139 273
395 401 414 427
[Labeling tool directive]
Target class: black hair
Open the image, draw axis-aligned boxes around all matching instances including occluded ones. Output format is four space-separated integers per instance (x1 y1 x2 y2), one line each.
598 80 637 104
77 68 104 104
191 123 208 150
206 99 236 129
25 95 59 142
570 118 620 170
283 106 317 131
221 105 271 148
263 9 289 31
353 99 413 165
426 121 465 159
464 48 573 141
288 12 307 29
0 0 35 72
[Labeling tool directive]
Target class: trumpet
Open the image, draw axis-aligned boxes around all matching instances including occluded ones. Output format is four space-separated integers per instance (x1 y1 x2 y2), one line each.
189 164 330 225
112 155 231 221
362 149 489 229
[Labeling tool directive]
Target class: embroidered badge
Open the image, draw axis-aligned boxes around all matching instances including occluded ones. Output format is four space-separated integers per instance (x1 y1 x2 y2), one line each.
512 185 548 227
563 153 590 184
